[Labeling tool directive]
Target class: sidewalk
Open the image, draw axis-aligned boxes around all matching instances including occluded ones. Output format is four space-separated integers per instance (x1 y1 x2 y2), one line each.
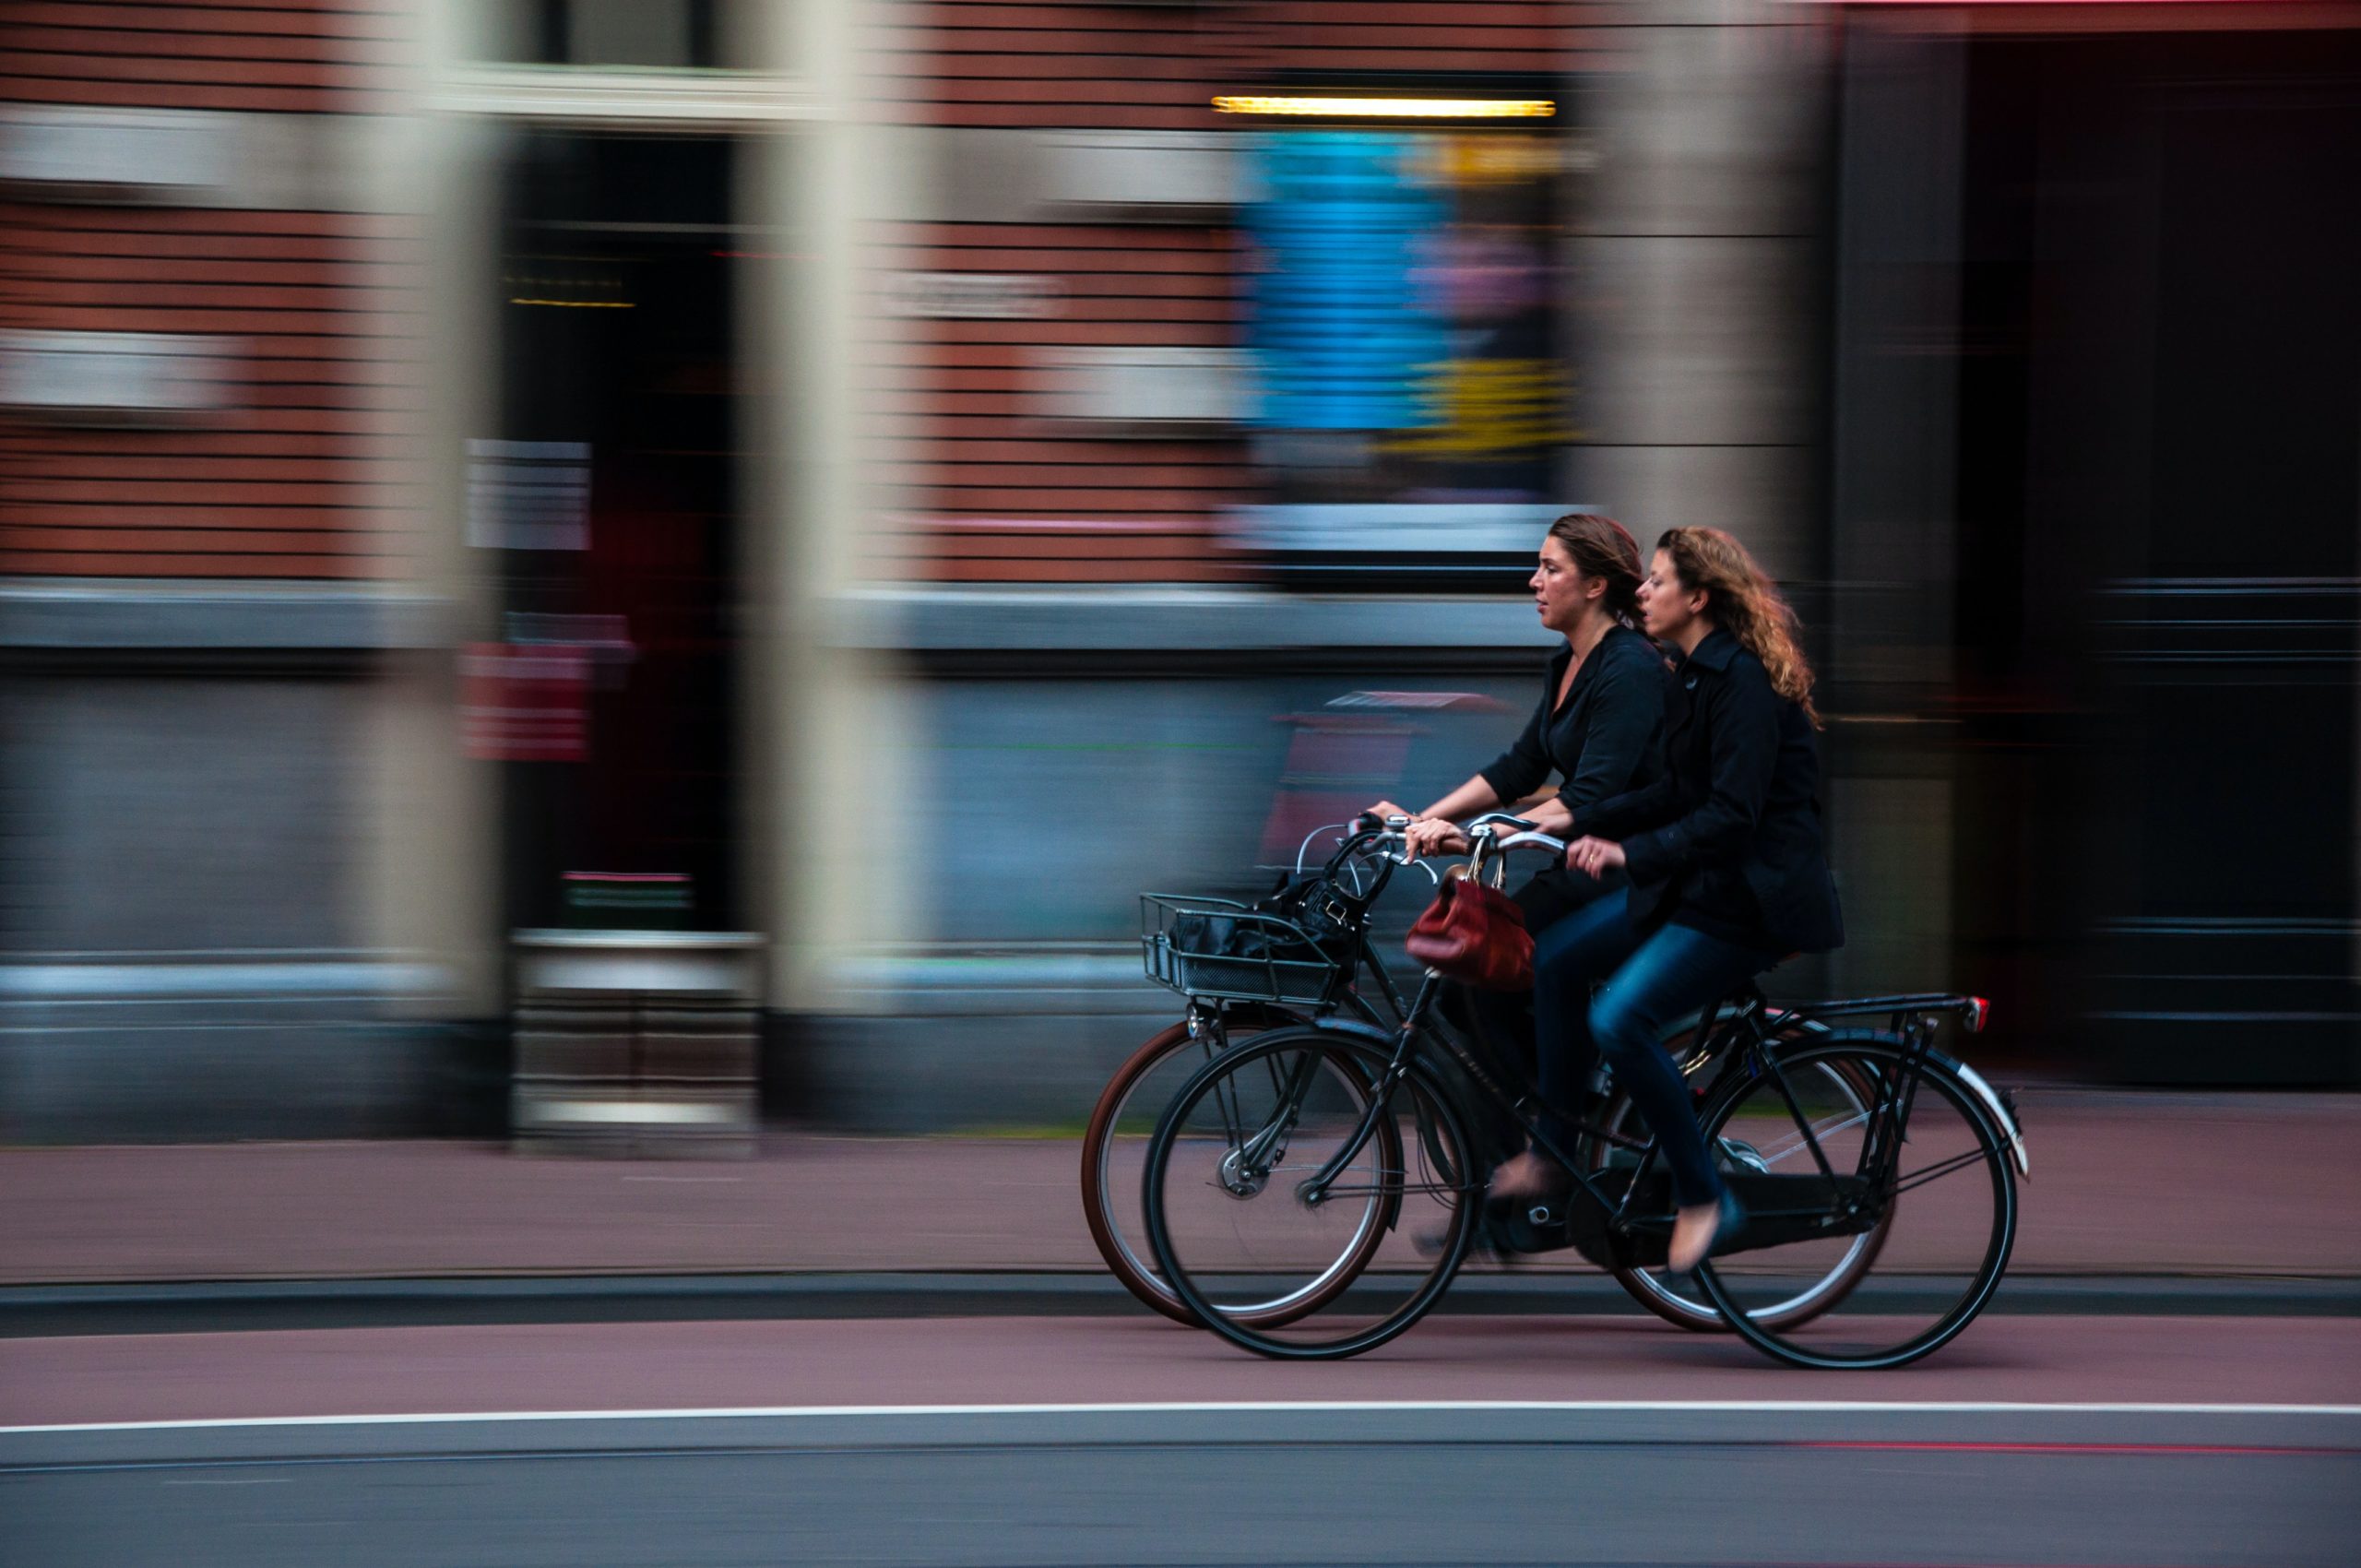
4 1087 2357 1287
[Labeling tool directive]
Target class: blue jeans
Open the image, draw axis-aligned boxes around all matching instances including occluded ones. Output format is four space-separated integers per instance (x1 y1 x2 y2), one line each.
1530 888 1776 1208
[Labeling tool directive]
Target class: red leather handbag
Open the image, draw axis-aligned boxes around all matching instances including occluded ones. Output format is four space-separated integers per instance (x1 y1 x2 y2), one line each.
1405 875 1534 991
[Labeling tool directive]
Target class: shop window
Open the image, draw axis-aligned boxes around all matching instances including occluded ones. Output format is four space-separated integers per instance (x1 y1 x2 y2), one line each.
477 0 750 72
1228 100 1579 587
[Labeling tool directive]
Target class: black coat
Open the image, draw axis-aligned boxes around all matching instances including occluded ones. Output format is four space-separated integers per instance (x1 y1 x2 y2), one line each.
1477 623 1668 818
1576 627 1844 956
1478 624 1672 930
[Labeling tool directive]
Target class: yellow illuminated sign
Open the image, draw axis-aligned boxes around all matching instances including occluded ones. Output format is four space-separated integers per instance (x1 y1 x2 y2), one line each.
1213 94 1555 120
1381 360 1571 457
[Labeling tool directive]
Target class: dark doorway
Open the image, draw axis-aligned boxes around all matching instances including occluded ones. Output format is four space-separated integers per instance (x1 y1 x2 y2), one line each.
1942 30 2361 1083
483 130 743 933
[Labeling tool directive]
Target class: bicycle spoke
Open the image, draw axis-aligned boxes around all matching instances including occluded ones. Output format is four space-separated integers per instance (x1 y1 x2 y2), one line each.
1697 1038 2017 1371
1146 1028 1478 1359
1746 1106 1873 1169
1888 1145 1999 1196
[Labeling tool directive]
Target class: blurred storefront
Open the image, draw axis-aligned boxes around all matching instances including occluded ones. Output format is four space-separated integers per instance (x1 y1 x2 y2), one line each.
0 0 441 1136
0 0 867 1138
3 0 2355 1143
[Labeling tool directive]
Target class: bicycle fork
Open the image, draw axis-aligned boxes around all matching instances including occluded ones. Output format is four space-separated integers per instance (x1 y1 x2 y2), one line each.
1299 975 1446 1208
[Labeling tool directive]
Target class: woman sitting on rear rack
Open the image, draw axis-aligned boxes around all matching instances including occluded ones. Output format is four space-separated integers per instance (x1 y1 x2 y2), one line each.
1506 526 1845 1274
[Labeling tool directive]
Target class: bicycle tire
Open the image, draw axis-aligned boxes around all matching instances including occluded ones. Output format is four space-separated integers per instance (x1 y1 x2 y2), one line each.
1082 1010 1335 1326
1693 1033 2018 1371
1144 1025 1481 1360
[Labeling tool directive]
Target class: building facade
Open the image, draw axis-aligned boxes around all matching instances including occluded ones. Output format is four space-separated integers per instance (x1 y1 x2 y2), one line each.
3 0 2354 1142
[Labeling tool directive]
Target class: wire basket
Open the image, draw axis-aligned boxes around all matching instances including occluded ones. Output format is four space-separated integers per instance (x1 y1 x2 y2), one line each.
1139 893 1353 1006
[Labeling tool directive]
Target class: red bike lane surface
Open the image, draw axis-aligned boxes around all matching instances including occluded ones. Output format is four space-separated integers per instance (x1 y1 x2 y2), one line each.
6 1314 2356 1429
5 1089 2359 1284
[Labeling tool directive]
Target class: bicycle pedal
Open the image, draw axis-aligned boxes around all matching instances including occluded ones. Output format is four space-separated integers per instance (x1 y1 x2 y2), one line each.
1491 1205 1575 1257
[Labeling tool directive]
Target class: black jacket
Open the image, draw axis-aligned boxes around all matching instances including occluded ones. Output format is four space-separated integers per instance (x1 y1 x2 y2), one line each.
1477 624 1669 820
1575 627 1844 955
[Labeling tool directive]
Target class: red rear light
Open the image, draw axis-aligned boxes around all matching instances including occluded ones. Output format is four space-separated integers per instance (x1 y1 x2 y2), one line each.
1964 996 1991 1033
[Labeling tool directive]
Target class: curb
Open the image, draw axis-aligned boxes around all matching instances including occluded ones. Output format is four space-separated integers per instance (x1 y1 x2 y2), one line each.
5 1272 2355 1337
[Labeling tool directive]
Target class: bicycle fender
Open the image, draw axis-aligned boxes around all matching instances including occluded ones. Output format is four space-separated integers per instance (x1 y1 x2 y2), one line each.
1948 1058 2030 1178
1286 1017 1403 1050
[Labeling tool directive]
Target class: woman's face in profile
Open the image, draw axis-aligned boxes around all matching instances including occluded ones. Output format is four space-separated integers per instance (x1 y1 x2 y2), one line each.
1640 549 1697 642
1529 536 1590 633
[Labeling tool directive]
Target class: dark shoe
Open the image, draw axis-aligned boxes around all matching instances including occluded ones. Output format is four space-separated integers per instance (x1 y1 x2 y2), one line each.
1416 1207 1524 1263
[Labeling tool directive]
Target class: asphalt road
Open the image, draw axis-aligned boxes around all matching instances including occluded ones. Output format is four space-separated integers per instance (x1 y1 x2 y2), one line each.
7 1404 2357 1567
6 1314 2356 1567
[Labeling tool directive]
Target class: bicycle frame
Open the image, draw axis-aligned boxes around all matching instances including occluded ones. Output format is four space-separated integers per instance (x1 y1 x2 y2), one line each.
1294 979 2010 1248
1188 815 2023 1246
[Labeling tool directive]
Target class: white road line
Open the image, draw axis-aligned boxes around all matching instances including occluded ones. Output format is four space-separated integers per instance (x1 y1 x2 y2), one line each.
7 1399 2360 1436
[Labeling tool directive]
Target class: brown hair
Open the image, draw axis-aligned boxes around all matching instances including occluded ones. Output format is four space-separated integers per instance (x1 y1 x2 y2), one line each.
1545 512 1643 626
1656 526 1821 728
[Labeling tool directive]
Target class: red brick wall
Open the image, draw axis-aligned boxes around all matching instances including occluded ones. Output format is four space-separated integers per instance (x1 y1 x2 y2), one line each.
884 1 1579 129
0 0 398 112
0 0 411 580
1224 0 1578 76
878 0 1587 584
882 219 1246 582
881 2 1231 131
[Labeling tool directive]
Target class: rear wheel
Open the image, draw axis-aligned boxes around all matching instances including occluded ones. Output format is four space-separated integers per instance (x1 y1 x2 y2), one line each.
1584 1051 1890 1333
1145 1028 1477 1360
1694 1035 2017 1370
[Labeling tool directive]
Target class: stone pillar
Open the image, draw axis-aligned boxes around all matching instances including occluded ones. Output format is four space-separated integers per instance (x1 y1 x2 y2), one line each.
1572 7 1962 1000
1571 2 1834 586
745 0 924 1025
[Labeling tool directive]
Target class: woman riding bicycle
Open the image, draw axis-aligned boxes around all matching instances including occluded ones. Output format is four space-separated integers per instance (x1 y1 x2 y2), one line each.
1368 513 1671 1084
1501 526 1845 1275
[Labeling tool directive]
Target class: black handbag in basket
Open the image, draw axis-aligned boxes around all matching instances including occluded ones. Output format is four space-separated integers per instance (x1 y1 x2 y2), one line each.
1169 869 1357 967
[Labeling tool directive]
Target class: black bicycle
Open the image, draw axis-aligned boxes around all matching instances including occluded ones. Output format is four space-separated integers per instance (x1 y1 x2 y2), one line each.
1109 822 1869 1335
1141 814 2028 1369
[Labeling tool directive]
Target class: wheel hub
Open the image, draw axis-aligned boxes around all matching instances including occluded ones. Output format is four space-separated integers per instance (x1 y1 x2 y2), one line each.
1715 1135 1770 1174
1217 1146 1272 1198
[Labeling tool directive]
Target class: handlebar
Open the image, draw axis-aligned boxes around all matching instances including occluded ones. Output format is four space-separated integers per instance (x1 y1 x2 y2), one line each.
1339 809 1572 890
1489 829 1570 856
1456 810 1567 861
1293 817 1433 894
1464 814 1565 881
1462 811 1531 832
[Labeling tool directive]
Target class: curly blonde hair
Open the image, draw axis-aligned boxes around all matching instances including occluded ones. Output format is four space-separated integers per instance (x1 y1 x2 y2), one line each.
1657 527 1821 729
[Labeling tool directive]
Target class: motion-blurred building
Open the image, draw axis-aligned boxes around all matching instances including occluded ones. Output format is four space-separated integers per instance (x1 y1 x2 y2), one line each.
1823 4 2361 1088
1 0 2355 1142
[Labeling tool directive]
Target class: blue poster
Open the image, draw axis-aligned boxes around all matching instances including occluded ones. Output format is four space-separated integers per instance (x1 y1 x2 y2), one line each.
1240 127 1567 510
1246 131 1448 432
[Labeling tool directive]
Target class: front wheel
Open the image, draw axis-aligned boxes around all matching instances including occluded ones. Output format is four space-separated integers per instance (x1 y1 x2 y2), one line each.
1081 1013 1321 1326
1145 1027 1480 1360
1693 1034 2019 1370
